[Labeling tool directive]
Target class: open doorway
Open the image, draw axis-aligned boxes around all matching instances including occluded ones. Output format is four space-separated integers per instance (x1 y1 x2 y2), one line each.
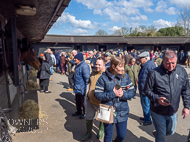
127 46 134 52
75 45 82 52
154 46 161 52
98 45 107 51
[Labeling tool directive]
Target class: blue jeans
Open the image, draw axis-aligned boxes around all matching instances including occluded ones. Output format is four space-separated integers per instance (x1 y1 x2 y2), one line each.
104 120 127 142
140 94 151 122
50 66 53 74
151 111 177 142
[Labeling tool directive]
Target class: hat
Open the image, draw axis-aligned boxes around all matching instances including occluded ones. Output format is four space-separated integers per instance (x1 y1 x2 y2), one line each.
74 52 83 61
138 51 149 58
105 52 111 57
40 54 44 57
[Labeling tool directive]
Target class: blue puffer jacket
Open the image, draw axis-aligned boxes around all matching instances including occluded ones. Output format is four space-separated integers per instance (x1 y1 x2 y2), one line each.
138 60 156 95
74 60 90 95
94 69 135 123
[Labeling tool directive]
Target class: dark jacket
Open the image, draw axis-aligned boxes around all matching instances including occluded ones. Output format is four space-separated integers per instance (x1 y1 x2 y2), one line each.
37 54 51 79
45 53 53 66
143 63 190 116
87 57 96 68
55 52 60 61
74 60 90 95
94 69 135 123
138 60 156 95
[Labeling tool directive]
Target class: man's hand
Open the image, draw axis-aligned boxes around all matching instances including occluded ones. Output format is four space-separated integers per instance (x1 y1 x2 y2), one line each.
182 108 189 119
158 97 170 106
67 58 70 61
113 87 123 98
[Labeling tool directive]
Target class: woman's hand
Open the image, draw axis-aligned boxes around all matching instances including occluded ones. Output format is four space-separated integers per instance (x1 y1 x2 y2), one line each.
113 87 123 98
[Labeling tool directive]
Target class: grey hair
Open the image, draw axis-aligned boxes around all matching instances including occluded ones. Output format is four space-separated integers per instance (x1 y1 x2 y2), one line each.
163 50 177 61
72 50 77 54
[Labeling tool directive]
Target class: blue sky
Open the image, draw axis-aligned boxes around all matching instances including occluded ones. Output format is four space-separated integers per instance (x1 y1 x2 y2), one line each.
47 0 190 35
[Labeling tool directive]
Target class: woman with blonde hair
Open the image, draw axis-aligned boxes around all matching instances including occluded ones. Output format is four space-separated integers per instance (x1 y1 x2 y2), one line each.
95 57 135 142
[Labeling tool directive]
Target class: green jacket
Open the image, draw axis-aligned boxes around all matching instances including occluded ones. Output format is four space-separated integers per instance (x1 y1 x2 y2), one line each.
156 57 162 65
124 64 140 87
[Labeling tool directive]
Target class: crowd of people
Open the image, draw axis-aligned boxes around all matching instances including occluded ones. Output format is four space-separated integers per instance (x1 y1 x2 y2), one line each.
36 47 190 142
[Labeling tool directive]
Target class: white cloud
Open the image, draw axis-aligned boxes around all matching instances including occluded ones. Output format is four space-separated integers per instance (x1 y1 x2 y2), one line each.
76 0 154 23
155 0 167 12
144 7 154 13
76 0 112 9
153 19 176 29
165 7 178 15
168 0 190 7
131 15 148 21
109 26 121 32
69 28 88 35
57 12 97 29
93 9 102 15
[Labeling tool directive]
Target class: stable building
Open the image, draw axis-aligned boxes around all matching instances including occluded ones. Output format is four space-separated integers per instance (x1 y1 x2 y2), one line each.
32 35 190 55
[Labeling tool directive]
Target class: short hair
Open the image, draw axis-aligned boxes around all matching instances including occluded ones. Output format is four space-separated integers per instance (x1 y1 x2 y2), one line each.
129 57 136 64
109 57 125 77
96 57 106 64
163 50 177 60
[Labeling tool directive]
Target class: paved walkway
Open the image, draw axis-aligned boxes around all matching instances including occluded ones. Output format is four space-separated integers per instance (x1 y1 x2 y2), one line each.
13 67 190 142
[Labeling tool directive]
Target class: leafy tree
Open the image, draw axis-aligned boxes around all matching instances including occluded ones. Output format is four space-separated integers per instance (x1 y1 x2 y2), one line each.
95 30 108 36
157 26 184 36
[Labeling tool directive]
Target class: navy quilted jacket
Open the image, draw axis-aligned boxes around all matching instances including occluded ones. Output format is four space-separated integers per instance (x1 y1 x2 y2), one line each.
73 60 90 95
94 69 135 123
138 60 156 95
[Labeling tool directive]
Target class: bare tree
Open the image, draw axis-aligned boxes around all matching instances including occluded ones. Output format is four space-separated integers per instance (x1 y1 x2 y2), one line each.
139 25 147 35
178 6 190 35
95 30 108 36
113 27 129 36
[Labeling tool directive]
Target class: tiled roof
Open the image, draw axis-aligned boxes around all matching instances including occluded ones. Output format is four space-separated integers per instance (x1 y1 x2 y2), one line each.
42 35 128 43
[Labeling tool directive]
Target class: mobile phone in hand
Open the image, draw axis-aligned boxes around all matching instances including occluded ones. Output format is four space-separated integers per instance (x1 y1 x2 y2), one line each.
164 99 170 104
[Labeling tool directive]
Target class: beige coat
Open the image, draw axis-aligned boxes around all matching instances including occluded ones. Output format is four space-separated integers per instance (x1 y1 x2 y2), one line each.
87 70 103 106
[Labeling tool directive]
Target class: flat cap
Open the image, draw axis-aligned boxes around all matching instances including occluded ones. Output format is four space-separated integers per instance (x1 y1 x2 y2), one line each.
138 51 150 58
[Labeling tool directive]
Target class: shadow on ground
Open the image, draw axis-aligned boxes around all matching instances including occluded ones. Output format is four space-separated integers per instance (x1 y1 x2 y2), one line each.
55 92 101 142
57 81 70 89
128 111 188 142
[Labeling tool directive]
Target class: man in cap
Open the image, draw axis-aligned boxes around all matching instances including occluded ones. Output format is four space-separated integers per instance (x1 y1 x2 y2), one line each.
138 51 156 126
72 52 90 119
105 52 112 67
